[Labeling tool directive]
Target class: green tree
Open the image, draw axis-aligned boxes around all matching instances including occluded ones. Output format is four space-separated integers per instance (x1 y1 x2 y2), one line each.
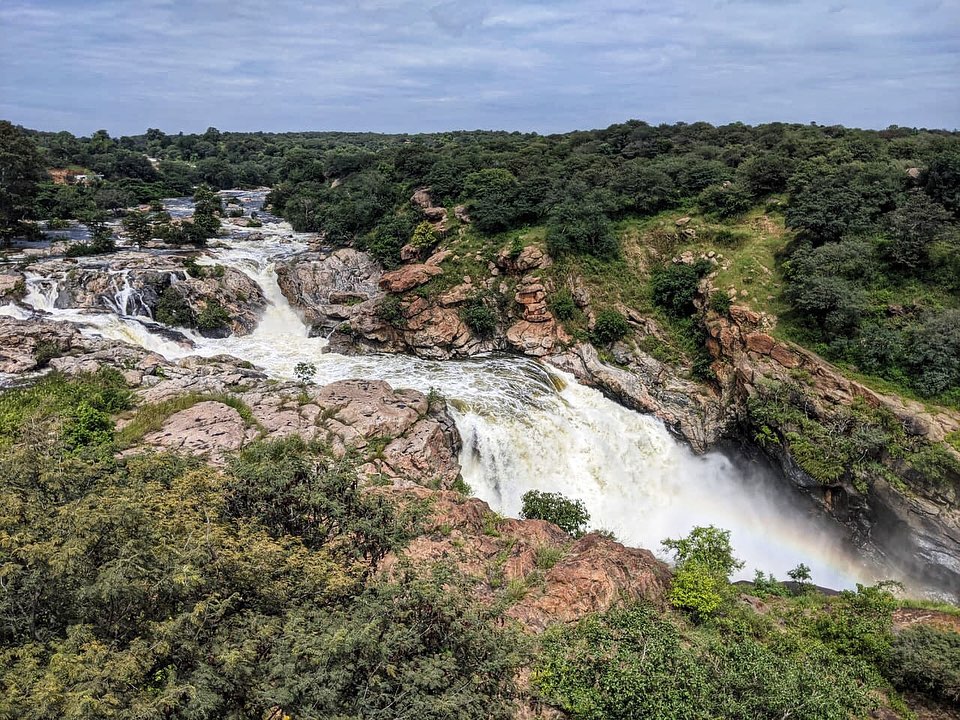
122 209 153 247
662 525 743 618
520 490 590 537
884 189 953 271
463 168 521 233
650 260 711 317
0 121 46 243
545 199 619 259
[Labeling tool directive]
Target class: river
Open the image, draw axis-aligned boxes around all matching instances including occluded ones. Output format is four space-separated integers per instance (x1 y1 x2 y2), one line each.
2 190 884 590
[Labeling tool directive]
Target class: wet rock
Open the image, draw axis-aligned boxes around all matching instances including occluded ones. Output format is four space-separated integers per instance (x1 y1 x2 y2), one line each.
548 342 726 453
24 254 266 336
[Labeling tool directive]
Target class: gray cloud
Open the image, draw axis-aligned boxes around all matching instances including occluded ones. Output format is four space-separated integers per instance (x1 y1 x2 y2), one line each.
0 0 957 135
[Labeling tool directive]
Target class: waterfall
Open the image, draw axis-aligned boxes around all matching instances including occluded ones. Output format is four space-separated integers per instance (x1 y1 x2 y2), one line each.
105 270 152 318
11 190 894 593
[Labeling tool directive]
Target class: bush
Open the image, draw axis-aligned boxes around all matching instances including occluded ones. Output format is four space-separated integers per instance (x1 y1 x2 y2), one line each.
155 287 194 327
195 299 231 331
885 624 960 704
410 220 438 249
520 490 590 537
534 603 876 720
651 260 711 317
662 525 743 618
546 200 619 260
698 181 753 218
591 308 630 345
375 294 405 327
708 291 732 315
549 288 577 321
459 295 498 337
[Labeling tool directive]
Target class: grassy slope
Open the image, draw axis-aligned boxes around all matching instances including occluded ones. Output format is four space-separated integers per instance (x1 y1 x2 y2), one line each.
423 204 958 414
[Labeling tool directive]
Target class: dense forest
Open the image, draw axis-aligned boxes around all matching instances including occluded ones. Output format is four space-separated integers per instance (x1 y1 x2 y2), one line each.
2 119 958 407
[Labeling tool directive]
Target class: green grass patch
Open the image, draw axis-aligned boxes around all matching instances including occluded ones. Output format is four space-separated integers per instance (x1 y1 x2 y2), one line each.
117 392 260 447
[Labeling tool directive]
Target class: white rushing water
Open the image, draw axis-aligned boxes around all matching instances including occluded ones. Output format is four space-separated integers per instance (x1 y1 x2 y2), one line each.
3 191 885 590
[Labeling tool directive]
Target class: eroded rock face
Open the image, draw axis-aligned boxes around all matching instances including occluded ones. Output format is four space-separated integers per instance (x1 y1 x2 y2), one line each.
275 249 383 331
24 254 266 336
0 315 83 373
706 305 960 592
549 342 727 452
379 263 443 293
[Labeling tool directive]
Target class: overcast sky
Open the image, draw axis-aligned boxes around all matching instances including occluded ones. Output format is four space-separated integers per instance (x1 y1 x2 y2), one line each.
1 0 957 136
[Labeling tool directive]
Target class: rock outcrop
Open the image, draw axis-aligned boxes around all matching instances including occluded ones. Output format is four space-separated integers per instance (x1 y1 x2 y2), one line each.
275 249 383 331
706 305 960 591
0 315 84 374
377 487 671 632
549 343 726 452
23 254 266 335
411 188 448 230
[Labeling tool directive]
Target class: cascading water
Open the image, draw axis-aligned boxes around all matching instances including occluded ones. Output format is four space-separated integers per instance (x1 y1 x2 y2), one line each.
3 190 900 592
105 270 152 318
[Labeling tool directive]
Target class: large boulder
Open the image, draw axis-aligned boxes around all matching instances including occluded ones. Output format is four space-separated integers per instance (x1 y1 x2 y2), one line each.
141 400 254 461
379 263 443 293
275 249 384 331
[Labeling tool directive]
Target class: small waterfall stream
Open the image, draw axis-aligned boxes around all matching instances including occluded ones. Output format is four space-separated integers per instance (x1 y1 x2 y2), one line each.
2 191 893 591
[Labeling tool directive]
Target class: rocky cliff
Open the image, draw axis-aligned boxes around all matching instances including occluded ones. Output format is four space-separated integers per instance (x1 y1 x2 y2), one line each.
706 305 960 591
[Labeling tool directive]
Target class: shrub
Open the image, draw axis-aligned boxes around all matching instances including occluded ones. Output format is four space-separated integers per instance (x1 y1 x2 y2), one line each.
650 260 711 317
885 624 960 704
195 299 231 331
375 294 405 327
460 295 498 337
545 200 619 260
708 291 732 315
591 309 630 345
520 490 590 537
410 220 438 249
662 525 743 618
548 288 577 320
698 181 754 218
534 603 876 720
155 287 194 327
294 362 317 384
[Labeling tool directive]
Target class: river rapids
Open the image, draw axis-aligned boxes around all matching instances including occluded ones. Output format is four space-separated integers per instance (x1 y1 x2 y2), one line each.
2 190 889 591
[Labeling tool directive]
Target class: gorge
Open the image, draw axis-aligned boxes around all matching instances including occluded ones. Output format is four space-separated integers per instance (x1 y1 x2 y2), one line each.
1 190 948 599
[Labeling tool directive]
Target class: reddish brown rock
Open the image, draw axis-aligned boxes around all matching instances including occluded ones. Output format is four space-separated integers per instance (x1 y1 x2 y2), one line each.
745 332 776 355
379 263 442 292
507 319 566 357
770 344 801 368
377 487 670 633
